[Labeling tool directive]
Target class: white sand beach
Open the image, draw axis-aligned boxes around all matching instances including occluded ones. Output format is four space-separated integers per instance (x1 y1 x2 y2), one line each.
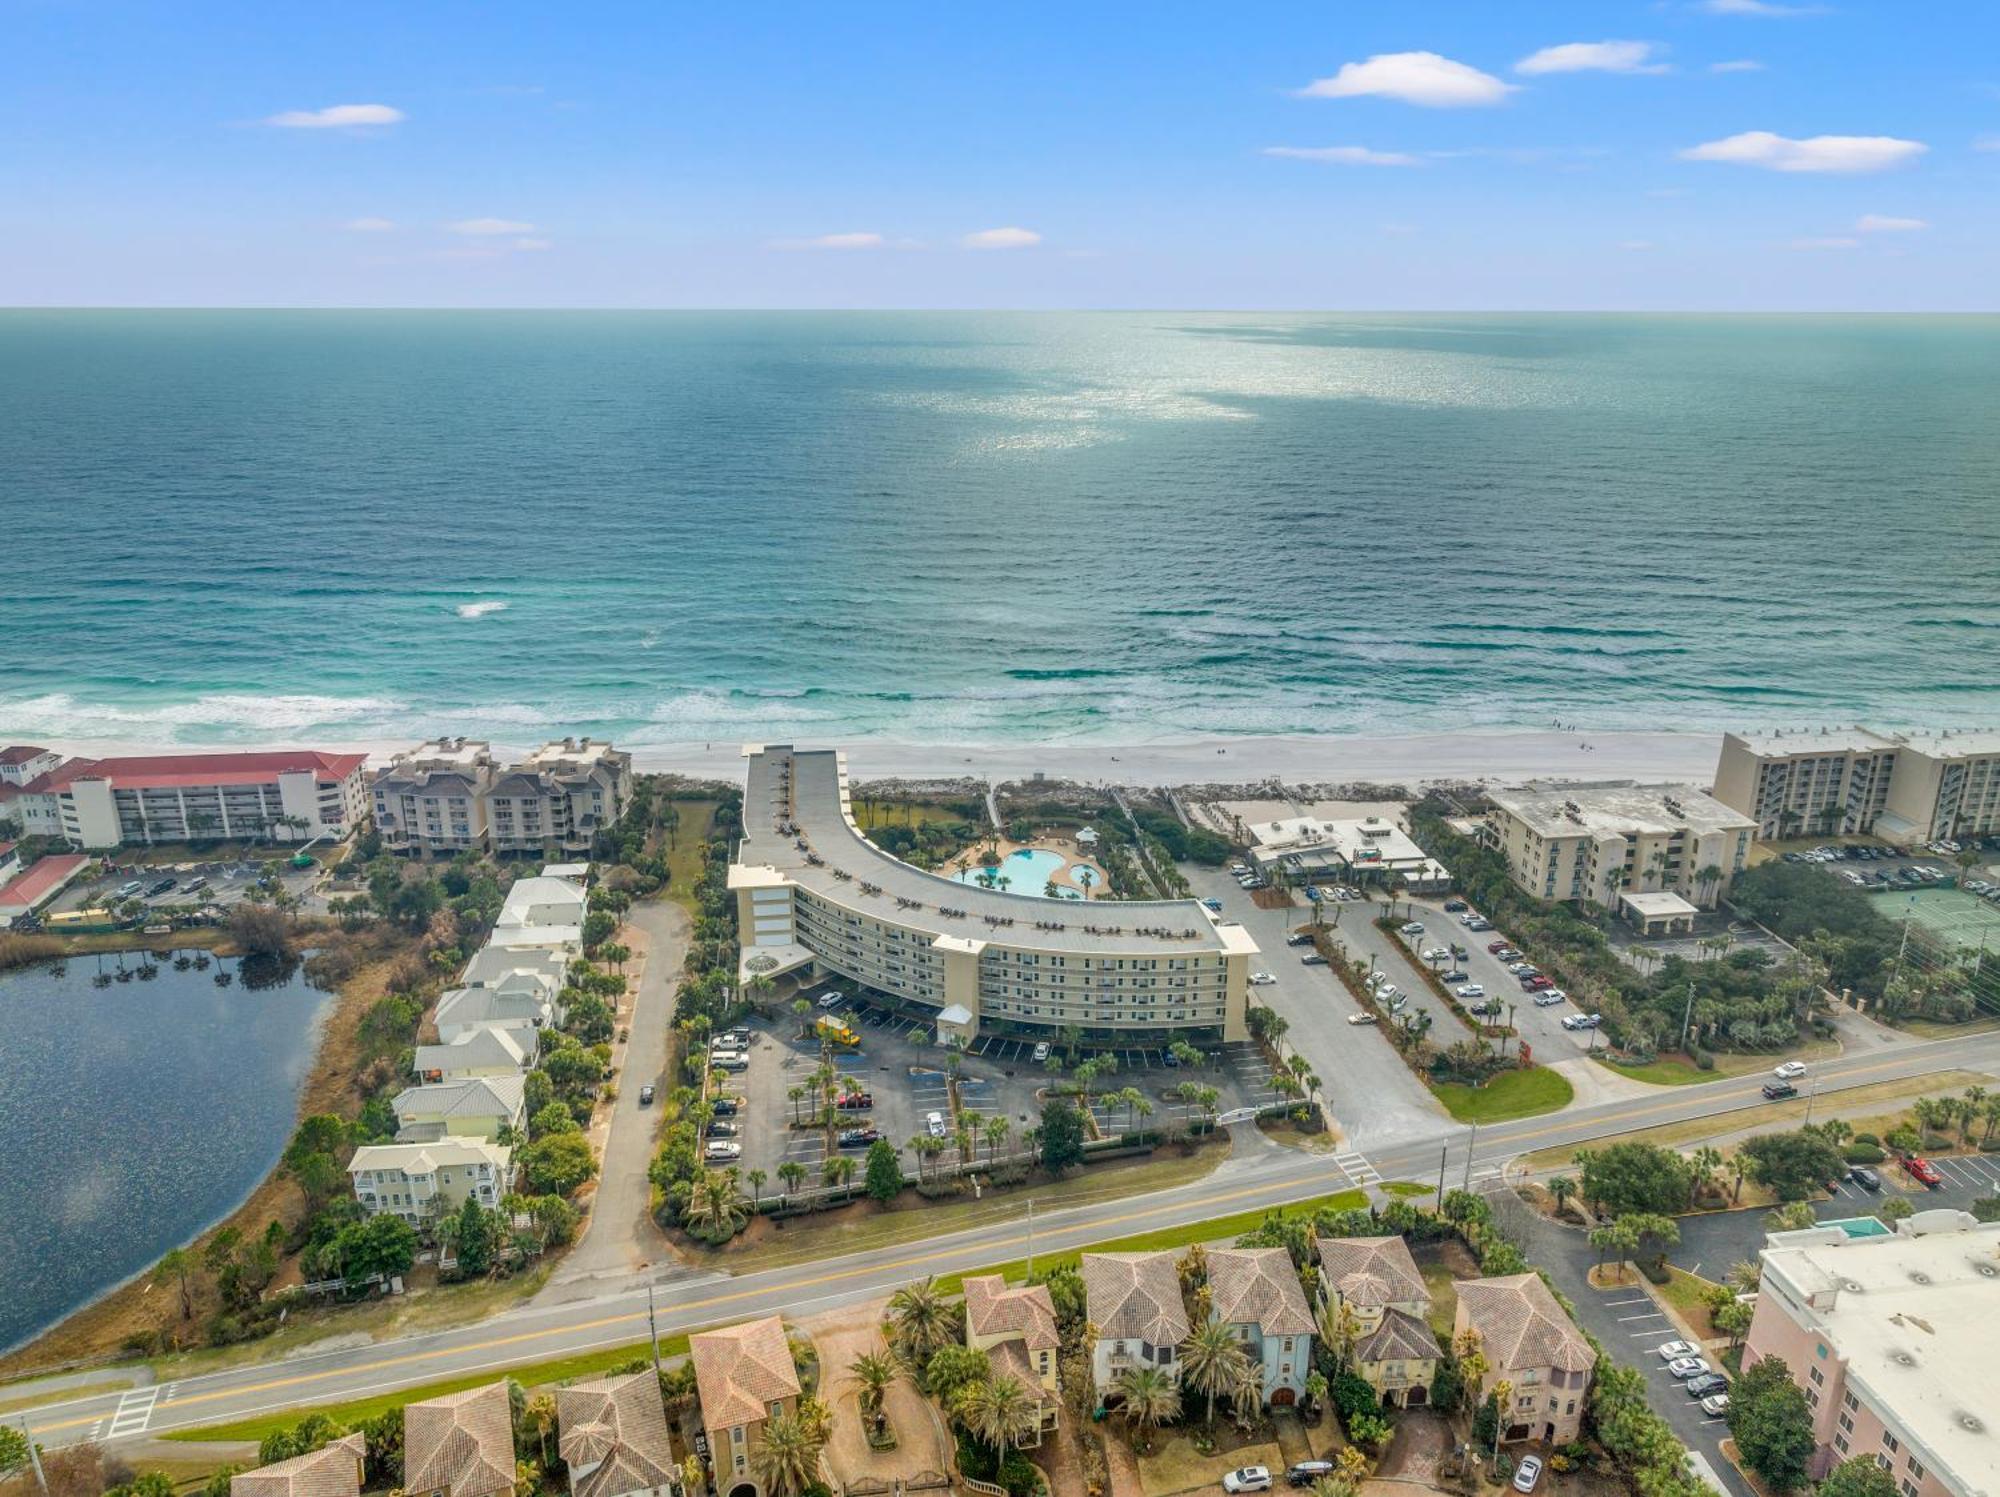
26 727 1725 793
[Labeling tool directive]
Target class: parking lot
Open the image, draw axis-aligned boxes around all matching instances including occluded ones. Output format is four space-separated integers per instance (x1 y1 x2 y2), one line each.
1397 897 1601 1061
46 857 321 920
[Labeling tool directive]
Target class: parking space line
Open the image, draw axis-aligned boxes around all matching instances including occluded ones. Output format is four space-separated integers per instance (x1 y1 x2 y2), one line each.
1601 1297 1650 1307
1617 1312 1665 1322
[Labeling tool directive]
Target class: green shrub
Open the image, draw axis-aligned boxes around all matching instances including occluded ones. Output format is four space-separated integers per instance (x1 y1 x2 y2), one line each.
1843 1143 1887 1164
1853 1132 1880 1146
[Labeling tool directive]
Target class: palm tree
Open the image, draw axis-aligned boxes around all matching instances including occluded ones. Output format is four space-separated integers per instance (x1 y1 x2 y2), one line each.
1113 1365 1181 1451
1229 1360 1265 1424
1180 1321 1250 1424
824 1155 857 1201
1726 1260 1763 1295
847 1350 898 1432
960 1373 1038 1465
1490 1379 1514 1458
1548 1175 1578 1220
749 1409 824 1497
1318 1297 1362 1375
983 1113 1010 1164
747 1168 768 1210
1688 1147 1724 1208
778 1160 807 1199
685 1169 749 1238
886 1276 956 1365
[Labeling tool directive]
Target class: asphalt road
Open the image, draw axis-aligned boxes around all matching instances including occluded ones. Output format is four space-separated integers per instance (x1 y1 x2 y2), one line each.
23 1017 2000 1451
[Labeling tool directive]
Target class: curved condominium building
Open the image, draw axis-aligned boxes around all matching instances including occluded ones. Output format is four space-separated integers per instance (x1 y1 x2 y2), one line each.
728 745 1257 1045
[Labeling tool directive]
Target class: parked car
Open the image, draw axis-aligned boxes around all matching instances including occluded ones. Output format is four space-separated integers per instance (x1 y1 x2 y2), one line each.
1287 1461 1335 1488
1222 1469 1272 1494
835 1092 874 1110
1700 1393 1732 1417
709 1097 739 1116
1685 1374 1729 1398
816 990 845 1009
838 1128 881 1149
1656 1340 1700 1361
1534 991 1566 1006
1422 946 1452 962
1513 1456 1544 1493
926 1110 949 1140
1762 1081 1799 1100
710 1051 749 1072
1527 976 1555 991
1465 917 1493 931
706 1120 739 1138
1202 898 1224 913
116 880 144 898
1487 940 1512 954
1667 1356 1714 1380
1848 1165 1882 1191
1300 953 1328 966
1460 984 1485 999
1562 1013 1602 1031
147 877 177 896
1904 1156 1943 1187
1346 1012 1378 1026
1442 899 1468 913
1773 1060 1809 1080
1033 1041 1051 1063
1285 931 1315 946
1400 921 1425 936
638 1084 656 1106
1249 971 1277 985
703 1140 742 1161
1443 970 1470 984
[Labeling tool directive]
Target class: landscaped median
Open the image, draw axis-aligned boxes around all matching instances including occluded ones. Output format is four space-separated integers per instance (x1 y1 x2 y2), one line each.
1432 1065 1574 1123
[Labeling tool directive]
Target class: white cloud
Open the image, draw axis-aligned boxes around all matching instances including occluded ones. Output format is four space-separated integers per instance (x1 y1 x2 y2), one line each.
961 227 1042 250
1855 214 1926 232
1698 0 1822 15
800 232 888 249
266 103 405 129
449 217 537 236
1679 131 1927 173
1298 51 1515 108
342 217 395 232
1709 59 1767 72
1262 145 1421 166
1789 236 1860 249
1516 41 1668 75
512 238 552 251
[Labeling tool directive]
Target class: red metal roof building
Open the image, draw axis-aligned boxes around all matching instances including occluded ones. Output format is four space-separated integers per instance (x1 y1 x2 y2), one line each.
0 853 90 922
14 750 370 850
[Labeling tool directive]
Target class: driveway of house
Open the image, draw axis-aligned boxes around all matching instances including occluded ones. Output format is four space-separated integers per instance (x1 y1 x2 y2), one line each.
807 1307 953 1490
537 895 685 1299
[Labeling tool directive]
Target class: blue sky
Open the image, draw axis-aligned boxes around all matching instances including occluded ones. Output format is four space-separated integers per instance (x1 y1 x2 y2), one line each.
2 0 1994 308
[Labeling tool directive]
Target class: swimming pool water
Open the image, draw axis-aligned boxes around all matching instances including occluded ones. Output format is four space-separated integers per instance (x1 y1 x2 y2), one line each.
953 847 1088 899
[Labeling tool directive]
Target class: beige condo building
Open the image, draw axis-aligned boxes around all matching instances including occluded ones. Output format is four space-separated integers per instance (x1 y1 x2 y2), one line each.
373 737 632 857
1482 781 1754 910
728 745 1256 1046
1714 726 2000 844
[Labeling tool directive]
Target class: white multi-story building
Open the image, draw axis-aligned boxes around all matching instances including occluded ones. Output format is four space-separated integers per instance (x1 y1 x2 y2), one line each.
1 750 367 850
348 1138 511 1229
1743 1213 2000 1497
728 745 1257 1045
1714 726 2000 844
372 738 632 858
1482 781 1754 911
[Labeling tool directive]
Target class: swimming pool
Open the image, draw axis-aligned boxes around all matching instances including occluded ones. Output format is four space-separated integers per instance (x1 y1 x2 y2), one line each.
953 847 1090 899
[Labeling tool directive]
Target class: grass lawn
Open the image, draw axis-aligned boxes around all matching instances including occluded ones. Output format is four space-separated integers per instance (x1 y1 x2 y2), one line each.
853 799 970 833
1654 1266 1729 1340
1137 1433 1286 1496
1433 1066 1575 1123
660 799 718 916
936 1186 1368 1295
1418 1262 1461 1340
1379 1180 1434 1197
166 1336 691 1445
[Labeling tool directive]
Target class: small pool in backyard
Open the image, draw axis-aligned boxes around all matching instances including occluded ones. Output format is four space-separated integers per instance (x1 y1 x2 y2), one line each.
953 847 1093 899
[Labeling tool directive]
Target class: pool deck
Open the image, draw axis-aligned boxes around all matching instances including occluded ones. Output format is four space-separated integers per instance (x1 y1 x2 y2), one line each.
945 834 1109 898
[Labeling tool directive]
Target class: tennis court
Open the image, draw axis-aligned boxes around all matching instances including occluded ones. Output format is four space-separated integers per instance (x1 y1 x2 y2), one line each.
1869 886 2000 951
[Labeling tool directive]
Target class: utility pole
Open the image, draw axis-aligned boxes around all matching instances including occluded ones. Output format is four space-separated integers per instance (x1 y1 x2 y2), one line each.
17 1415 47 1497
1678 980 1696 1053
1025 1198 1036 1278
1462 1119 1479 1193
1803 1070 1822 1127
1437 1144 1448 1204
647 1283 662 1376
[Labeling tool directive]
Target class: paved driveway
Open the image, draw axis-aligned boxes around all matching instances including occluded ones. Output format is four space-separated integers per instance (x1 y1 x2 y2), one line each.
1400 895 1602 1062
1181 865 1446 1152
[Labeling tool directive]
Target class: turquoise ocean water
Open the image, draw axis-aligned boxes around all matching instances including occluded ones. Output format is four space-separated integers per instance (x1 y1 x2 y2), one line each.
3 311 1998 747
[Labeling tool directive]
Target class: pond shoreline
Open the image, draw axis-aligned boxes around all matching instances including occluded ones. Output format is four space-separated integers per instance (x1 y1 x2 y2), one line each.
0 942 387 1379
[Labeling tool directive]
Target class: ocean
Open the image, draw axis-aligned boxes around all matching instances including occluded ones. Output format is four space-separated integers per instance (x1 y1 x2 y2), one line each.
4 311 1998 749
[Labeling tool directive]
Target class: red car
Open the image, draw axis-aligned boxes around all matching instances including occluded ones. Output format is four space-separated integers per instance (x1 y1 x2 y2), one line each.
1487 940 1511 954
1527 975 1555 991
1903 1156 1943 1188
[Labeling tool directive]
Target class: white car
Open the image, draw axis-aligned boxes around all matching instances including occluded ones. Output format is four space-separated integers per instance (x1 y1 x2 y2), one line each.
1221 1469 1271 1494
927 1110 949 1139
1533 991 1566 1006
1668 1356 1714 1380
1460 984 1485 999
1366 972 1388 991
1562 1013 1602 1031
1773 1060 1809 1080
1387 994 1409 1012
1400 921 1425 936
1377 984 1400 1001
1346 1012 1378 1026
1249 971 1277 986
1422 946 1452 962
815 990 844 1009
1513 1455 1544 1493
1656 1340 1700 1361
1033 1041 1051 1062
703 1140 742 1161
1700 1393 1732 1417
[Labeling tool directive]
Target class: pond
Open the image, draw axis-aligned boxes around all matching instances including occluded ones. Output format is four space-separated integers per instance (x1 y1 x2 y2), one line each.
0 948 333 1354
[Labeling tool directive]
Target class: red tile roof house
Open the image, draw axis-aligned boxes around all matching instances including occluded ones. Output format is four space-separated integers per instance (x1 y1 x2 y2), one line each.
0 853 90 925
25 750 369 850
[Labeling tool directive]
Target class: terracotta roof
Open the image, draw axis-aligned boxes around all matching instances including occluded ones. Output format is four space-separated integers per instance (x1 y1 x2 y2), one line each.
1355 1307 1442 1366
690 1317 801 1431
0 853 89 911
964 1275 1060 1351
557 1372 678 1497
1082 1252 1189 1346
0 745 50 766
231 1433 365 1497
1456 1274 1596 1376
1207 1248 1315 1336
404 1382 515 1497
984 1337 1045 1390
41 750 365 792
1316 1235 1430 1310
